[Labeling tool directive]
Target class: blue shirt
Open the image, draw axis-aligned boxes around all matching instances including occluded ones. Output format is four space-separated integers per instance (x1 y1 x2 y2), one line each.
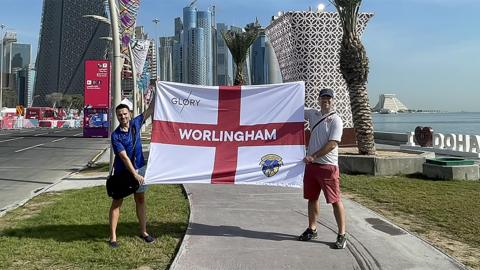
111 114 145 175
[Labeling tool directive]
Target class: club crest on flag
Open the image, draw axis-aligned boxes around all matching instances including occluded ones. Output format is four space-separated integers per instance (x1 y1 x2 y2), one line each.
259 154 284 177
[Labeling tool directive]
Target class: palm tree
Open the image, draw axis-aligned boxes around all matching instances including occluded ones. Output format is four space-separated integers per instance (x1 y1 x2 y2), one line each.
332 0 376 155
221 21 260 85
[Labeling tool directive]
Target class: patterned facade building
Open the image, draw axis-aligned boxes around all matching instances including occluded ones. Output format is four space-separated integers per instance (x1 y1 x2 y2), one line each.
265 12 373 127
34 0 109 106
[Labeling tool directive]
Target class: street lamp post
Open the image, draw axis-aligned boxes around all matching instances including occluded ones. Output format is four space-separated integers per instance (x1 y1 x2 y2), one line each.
0 24 6 109
152 18 160 80
107 0 122 131
83 1 121 170
128 43 138 116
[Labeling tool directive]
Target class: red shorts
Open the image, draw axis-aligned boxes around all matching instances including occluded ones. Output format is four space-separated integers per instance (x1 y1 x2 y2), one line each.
303 163 341 204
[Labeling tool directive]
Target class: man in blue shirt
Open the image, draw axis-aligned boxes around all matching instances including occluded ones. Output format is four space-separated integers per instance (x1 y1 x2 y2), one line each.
109 97 155 248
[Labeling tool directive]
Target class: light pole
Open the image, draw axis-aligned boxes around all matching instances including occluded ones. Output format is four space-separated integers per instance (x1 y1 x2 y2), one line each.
82 13 120 128
128 43 138 116
107 0 121 130
0 24 6 109
84 0 121 170
152 18 160 80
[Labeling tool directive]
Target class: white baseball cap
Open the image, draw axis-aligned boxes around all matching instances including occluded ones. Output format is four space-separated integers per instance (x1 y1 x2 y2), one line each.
120 98 133 111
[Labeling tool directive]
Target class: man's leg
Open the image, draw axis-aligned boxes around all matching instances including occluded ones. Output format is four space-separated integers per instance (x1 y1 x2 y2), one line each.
134 192 148 237
332 200 346 235
308 199 320 230
109 198 123 242
299 164 321 241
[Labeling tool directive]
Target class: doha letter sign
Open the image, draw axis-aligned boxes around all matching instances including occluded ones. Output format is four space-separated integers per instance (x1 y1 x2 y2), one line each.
84 60 110 138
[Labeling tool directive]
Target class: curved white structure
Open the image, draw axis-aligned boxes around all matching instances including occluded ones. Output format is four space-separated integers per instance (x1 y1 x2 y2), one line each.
265 11 373 127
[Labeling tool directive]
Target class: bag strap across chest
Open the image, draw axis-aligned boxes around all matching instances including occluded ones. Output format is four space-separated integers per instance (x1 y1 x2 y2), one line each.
310 111 336 133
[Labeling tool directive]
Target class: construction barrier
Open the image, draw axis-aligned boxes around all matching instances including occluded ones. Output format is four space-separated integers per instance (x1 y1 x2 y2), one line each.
1 117 80 129
38 120 82 128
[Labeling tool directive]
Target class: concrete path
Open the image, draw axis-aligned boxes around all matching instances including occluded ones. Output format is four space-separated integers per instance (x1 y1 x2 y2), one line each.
171 184 466 270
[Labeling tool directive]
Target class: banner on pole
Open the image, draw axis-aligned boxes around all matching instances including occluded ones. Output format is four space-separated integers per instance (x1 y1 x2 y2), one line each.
84 60 110 138
84 60 111 108
145 81 306 187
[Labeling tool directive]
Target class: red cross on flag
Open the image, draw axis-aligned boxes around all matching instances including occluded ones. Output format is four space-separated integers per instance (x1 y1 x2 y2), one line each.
144 81 306 187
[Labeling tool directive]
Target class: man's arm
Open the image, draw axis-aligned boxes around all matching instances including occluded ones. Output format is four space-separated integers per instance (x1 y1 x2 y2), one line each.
142 96 155 121
142 86 157 121
118 150 144 184
304 108 314 121
303 140 338 163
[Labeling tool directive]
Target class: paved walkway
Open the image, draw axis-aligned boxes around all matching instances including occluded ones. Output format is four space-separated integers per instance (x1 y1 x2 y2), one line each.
39 140 466 270
170 184 465 270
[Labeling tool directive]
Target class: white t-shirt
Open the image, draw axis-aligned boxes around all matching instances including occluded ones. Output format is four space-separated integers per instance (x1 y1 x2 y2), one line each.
305 108 343 166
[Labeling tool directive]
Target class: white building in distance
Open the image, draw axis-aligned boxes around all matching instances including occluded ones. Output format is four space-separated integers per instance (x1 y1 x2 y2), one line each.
373 94 408 113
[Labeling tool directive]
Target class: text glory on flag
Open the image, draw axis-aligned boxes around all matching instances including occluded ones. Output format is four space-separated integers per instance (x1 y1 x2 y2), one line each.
144 81 306 187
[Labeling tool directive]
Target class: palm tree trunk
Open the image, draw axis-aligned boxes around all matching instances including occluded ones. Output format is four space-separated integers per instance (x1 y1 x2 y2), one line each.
340 39 376 155
234 62 245 86
348 83 376 155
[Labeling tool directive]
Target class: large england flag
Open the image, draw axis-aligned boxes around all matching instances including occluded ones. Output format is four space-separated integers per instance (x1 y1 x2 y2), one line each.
144 81 305 187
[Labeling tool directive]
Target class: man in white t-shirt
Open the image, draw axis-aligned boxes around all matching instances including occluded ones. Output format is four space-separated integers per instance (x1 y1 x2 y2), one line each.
298 88 347 249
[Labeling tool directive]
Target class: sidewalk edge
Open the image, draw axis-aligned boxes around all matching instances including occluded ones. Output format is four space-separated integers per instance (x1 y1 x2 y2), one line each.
169 184 193 270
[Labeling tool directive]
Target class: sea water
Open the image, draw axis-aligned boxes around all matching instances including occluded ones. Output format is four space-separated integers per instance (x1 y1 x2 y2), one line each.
372 112 480 136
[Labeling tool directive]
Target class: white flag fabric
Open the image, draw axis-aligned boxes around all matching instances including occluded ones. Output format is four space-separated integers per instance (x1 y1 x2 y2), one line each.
131 40 150 78
144 81 306 187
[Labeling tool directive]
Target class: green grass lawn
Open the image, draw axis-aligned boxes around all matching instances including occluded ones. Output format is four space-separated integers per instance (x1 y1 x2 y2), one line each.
0 185 189 270
341 174 480 268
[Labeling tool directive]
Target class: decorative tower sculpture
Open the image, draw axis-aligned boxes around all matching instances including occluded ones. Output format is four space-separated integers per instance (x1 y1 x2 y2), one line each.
265 12 373 127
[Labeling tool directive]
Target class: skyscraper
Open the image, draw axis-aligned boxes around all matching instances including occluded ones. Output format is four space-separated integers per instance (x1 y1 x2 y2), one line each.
250 29 282 85
1 31 33 107
34 0 109 106
2 31 15 72
215 23 233 86
197 10 213 85
180 4 214 85
174 17 183 41
2 31 31 74
250 30 267 85
159 37 174 82
186 28 206 85
15 65 35 107
173 17 183 83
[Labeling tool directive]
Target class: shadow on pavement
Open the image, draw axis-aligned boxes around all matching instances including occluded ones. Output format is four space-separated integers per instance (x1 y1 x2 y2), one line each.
2 221 186 242
0 178 54 185
187 222 335 247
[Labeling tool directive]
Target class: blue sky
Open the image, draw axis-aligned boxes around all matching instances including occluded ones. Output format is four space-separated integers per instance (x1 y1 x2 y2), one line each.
1 0 479 112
